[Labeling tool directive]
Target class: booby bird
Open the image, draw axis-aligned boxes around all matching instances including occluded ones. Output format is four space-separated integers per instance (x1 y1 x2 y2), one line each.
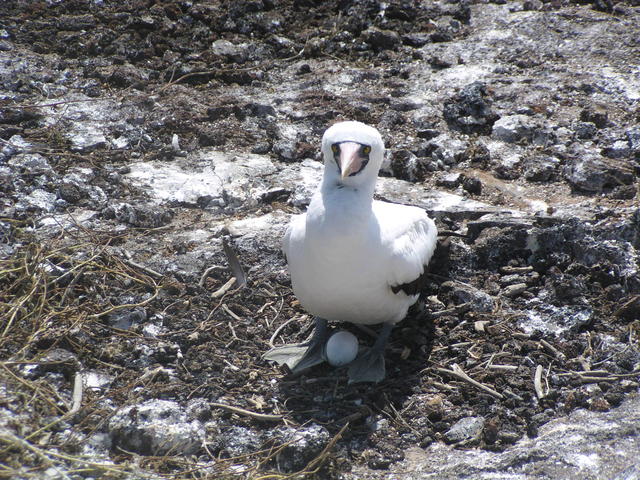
264 121 438 383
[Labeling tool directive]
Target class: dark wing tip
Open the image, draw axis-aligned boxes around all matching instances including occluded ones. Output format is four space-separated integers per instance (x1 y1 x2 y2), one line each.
390 238 451 296
391 269 427 296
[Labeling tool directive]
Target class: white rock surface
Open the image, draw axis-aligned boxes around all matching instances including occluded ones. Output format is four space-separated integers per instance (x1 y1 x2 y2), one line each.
108 399 204 456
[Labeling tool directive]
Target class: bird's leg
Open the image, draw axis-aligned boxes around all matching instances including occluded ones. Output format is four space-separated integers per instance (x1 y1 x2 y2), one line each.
347 322 394 384
263 317 329 373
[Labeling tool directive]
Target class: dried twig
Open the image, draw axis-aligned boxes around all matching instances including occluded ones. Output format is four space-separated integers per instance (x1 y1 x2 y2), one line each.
269 317 302 348
69 372 83 415
211 402 283 422
428 303 471 319
222 304 243 322
211 277 237 298
436 364 504 400
557 369 640 382
500 266 533 274
539 339 565 359
534 365 546 399
487 364 518 373
198 264 225 287
121 254 163 279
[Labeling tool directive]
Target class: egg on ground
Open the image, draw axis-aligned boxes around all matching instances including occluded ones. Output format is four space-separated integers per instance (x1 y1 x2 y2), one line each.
326 330 359 367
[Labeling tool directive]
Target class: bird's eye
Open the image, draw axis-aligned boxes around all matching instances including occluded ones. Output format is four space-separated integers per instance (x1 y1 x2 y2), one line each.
331 144 339 154
362 145 371 155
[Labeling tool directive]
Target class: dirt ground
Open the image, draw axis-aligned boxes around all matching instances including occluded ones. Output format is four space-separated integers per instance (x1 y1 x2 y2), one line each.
1 0 639 479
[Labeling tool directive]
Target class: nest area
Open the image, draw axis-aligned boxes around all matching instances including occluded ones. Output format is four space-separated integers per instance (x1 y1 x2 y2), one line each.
1 220 638 479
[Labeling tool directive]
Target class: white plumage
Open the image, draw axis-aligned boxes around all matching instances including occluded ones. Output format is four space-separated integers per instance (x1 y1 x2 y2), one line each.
266 121 438 383
284 121 437 325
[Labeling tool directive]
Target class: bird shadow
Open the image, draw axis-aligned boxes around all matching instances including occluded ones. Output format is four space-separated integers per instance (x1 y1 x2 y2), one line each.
273 301 437 447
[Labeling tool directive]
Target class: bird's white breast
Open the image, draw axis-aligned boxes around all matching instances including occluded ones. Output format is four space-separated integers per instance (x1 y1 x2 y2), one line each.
284 193 436 325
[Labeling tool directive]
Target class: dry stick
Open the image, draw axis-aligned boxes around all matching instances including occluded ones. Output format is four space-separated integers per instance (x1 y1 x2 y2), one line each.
88 285 159 319
266 296 285 329
436 365 504 400
198 264 225 287
580 376 617 383
534 365 546 399
558 369 611 377
121 255 163 279
539 339 566 359
269 317 301 348
556 368 639 381
210 402 283 422
335 407 371 425
223 359 240 371
428 302 472 319
222 304 243 322
69 372 83 415
212 277 237 298
500 266 534 274
487 364 518 372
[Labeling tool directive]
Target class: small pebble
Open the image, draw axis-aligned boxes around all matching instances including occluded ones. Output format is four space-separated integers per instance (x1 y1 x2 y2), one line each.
503 283 527 297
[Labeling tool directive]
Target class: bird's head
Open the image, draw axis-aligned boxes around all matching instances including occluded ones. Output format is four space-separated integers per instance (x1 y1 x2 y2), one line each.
321 121 385 191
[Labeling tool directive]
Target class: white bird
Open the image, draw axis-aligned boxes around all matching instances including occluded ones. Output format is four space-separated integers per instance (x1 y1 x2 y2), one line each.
264 121 438 383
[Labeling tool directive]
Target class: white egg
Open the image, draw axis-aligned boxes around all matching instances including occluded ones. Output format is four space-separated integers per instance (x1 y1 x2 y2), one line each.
326 330 359 367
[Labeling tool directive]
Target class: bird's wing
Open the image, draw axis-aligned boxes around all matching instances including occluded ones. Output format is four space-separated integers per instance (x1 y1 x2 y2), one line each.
282 222 293 259
281 213 305 260
374 201 438 296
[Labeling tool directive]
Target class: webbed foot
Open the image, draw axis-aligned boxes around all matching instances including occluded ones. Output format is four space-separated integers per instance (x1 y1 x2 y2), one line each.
347 347 386 383
263 318 328 373
347 322 394 384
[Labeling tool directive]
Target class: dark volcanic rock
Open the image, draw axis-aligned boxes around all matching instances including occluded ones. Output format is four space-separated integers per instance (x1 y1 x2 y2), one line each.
361 27 402 51
524 155 559 182
272 424 331 472
461 175 482 194
440 281 495 313
563 154 635 193
443 82 500 135
574 121 598 139
529 218 639 293
390 149 429 182
102 202 174 228
580 106 609 128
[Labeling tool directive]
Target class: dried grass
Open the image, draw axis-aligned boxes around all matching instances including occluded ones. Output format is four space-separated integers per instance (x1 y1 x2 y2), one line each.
0 229 342 479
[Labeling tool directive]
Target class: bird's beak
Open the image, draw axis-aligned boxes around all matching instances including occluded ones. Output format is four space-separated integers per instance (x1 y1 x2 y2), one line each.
339 142 363 179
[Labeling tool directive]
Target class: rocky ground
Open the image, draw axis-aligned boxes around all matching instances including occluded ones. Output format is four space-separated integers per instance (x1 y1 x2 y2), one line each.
1 0 639 479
